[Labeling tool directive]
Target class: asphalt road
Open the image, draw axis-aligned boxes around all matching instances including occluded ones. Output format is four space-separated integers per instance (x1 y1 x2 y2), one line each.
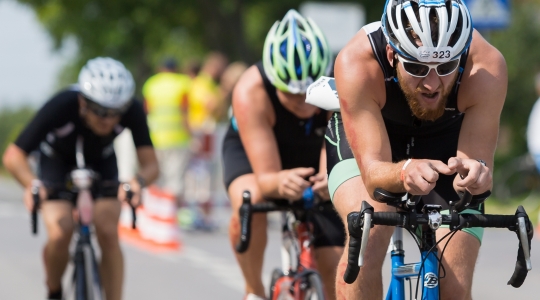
1 179 539 299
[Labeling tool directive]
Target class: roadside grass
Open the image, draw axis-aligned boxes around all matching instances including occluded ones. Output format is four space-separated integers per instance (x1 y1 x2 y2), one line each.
487 194 540 225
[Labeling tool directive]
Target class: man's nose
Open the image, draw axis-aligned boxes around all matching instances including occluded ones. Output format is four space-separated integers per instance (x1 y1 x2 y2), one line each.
421 69 440 92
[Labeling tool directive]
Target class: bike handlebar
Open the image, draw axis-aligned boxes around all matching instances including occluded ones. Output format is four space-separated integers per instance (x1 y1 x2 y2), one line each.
235 189 316 253
344 190 533 288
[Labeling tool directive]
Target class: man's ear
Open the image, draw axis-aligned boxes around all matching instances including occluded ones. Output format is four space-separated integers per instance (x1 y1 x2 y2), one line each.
386 44 395 68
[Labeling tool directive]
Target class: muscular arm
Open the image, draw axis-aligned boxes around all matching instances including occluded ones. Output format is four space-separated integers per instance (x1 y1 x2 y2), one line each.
453 31 507 192
135 146 159 186
233 66 283 198
336 31 404 197
2 144 34 187
233 66 313 200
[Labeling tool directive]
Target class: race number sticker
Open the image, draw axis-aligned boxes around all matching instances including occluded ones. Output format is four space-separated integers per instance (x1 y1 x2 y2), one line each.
417 46 453 63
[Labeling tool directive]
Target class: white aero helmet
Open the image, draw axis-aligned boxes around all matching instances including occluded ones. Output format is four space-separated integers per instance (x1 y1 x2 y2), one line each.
78 57 135 109
381 0 473 63
262 9 332 94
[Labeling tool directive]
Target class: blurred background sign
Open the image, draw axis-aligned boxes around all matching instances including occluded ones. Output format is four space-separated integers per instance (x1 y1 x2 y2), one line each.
300 2 365 55
464 0 510 30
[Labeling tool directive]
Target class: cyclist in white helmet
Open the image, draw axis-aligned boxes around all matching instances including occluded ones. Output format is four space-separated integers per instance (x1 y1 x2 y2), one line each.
222 9 344 300
3 57 159 300
322 0 507 298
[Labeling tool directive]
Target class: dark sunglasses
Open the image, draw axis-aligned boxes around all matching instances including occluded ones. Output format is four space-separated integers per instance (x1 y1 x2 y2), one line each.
397 55 461 78
84 99 125 118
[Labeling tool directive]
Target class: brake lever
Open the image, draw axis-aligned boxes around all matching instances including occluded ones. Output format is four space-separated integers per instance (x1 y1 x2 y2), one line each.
507 205 533 288
517 216 533 270
343 201 373 284
235 191 252 253
31 182 41 235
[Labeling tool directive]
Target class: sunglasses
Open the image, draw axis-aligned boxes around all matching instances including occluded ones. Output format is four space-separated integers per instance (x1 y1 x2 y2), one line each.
85 99 125 118
397 56 461 78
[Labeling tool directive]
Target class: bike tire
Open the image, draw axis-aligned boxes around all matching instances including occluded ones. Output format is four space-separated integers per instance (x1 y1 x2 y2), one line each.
74 250 87 300
303 272 324 300
269 268 284 300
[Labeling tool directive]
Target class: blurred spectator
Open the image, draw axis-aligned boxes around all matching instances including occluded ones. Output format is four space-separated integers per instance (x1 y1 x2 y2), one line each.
527 72 540 172
184 59 202 79
220 61 248 121
188 51 229 133
142 58 192 201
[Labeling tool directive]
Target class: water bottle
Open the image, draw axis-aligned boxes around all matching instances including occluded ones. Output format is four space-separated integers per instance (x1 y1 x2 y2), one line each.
302 187 314 210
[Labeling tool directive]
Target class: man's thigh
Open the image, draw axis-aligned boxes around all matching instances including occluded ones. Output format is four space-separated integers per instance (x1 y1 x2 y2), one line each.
437 228 480 298
333 177 395 266
42 200 74 237
93 199 122 238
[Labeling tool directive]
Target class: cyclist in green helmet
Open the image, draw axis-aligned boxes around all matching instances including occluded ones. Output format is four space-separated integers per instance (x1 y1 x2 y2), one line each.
222 9 344 300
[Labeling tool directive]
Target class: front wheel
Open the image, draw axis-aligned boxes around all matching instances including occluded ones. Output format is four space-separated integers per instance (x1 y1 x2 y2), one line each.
269 268 284 300
302 273 324 300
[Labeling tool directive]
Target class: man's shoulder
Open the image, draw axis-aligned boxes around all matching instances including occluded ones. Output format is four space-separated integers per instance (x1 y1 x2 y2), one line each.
232 66 271 113
45 87 79 109
462 31 506 86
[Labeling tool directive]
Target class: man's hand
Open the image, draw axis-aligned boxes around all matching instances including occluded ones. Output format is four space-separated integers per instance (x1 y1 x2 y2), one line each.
309 173 330 201
448 157 492 195
401 159 455 195
23 180 47 212
118 177 143 207
278 167 314 200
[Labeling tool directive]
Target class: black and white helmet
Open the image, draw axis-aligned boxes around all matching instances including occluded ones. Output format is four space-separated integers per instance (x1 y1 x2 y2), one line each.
382 0 473 63
78 57 135 109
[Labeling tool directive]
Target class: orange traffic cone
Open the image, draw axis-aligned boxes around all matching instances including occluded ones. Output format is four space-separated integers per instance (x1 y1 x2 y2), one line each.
119 185 181 253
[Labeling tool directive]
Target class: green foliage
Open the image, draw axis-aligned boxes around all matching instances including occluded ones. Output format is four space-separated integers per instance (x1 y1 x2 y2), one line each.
490 3 540 162
0 107 36 166
17 0 383 93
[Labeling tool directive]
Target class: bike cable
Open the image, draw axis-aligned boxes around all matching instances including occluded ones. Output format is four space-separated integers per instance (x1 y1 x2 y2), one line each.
413 227 461 300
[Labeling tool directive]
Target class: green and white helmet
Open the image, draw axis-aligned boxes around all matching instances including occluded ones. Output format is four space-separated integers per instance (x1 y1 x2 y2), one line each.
263 9 331 94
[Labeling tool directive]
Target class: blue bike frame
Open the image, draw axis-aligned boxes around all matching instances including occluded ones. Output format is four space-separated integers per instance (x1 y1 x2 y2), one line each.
386 227 440 300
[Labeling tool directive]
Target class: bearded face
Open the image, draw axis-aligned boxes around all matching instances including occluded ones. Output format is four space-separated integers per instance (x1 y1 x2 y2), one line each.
396 66 455 121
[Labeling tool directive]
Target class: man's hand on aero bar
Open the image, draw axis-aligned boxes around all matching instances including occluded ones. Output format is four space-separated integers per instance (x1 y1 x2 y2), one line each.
277 167 314 200
448 157 492 195
309 173 330 200
118 176 143 207
23 179 47 212
401 159 455 195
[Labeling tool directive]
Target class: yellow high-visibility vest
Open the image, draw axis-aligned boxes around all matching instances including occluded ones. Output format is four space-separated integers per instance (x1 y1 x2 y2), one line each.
143 72 191 149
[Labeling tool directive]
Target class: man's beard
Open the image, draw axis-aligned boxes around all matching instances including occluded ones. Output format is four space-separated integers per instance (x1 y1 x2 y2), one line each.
397 68 453 121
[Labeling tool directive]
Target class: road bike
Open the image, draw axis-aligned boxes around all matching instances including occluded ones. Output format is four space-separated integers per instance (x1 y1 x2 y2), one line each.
31 136 136 300
236 188 325 300
343 188 533 300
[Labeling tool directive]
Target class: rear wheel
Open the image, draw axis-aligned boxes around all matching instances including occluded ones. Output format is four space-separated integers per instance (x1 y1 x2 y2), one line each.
302 272 324 300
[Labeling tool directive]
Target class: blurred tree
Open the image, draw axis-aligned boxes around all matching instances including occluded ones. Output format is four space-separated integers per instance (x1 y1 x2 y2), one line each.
17 0 383 91
490 1 540 162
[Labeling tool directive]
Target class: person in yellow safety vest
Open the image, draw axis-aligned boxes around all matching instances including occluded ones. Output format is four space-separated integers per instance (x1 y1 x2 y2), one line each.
188 52 229 133
143 58 191 201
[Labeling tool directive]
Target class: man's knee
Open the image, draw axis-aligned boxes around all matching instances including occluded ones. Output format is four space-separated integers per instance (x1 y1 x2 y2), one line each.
96 224 120 250
47 226 73 248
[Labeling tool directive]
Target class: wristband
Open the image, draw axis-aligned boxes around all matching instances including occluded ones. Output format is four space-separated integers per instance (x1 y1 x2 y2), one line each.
400 159 413 182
